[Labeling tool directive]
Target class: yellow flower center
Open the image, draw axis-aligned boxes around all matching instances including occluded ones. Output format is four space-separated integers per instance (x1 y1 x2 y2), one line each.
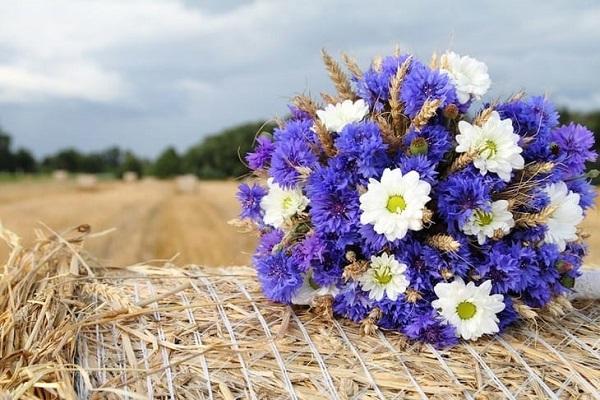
456 301 477 320
282 196 293 210
474 209 494 226
478 139 497 159
374 265 393 285
386 195 406 213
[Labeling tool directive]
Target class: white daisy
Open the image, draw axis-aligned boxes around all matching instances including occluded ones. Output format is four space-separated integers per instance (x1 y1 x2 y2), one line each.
359 168 431 241
291 272 339 306
543 181 584 251
441 51 491 104
456 111 524 182
461 200 514 245
358 253 409 301
432 278 505 341
260 178 309 228
316 99 369 133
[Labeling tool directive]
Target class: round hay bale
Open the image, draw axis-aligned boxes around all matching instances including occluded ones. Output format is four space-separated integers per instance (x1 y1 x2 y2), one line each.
175 174 198 193
1 226 599 399
52 169 69 182
122 171 139 183
76 174 98 190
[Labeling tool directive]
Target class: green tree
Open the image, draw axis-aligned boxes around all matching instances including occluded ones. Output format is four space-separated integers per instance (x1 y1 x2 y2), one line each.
183 121 275 179
153 147 182 178
118 151 145 177
13 148 37 173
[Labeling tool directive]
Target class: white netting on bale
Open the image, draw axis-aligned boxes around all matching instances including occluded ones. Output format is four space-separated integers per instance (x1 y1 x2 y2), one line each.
1 225 600 399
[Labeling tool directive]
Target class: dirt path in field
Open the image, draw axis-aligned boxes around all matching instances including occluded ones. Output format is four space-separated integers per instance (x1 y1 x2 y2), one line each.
0 179 256 267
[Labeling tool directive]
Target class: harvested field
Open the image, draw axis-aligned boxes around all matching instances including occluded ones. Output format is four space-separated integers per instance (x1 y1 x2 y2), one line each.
0 178 256 267
0 178 599 266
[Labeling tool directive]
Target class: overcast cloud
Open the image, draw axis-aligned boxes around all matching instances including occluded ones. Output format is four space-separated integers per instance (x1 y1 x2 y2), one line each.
0 0 599 157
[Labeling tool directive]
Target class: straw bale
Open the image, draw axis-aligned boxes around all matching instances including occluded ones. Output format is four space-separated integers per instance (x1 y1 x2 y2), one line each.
175 175 198 194
1 225 599 399
76 174 98 190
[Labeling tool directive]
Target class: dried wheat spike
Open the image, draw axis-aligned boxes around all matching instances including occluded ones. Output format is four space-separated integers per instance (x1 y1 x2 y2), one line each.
313 295 334 319
523 161 554 177
374 113 402 149
342 52 363 79
343 259 369 282
510 90 526 101
314 120 337 157
292 95 319 118
473 106 495 126
492 228 506 240
427 234 460 252
554 295 573 312
412 98 442 131
513 300 538 319
405 288 422 303
545 300 566 317
393 44 401 57
227 218 258 234
515 206 556 228
440 268 454 280
389 56 412 130
321 49 356 101
422 208 433 224
429 52 439 69
372 55 383 72
359 308 382 336
446 151 475 175
320 92 337 105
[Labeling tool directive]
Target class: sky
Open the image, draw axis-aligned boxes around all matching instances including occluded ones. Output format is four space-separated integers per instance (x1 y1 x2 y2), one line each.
0 0 599 158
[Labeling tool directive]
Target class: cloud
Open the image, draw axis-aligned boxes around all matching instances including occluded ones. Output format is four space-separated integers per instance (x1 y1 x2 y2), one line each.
0 0 599 157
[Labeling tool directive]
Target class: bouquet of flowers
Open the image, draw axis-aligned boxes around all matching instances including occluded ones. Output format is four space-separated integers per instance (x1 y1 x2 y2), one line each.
235 47 597 347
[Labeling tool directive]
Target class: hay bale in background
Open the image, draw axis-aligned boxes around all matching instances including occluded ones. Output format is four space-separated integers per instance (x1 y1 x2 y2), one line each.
52 169 69 182
122 171 139 183
76 174 98 190
1 225 599 399
175 174 198 193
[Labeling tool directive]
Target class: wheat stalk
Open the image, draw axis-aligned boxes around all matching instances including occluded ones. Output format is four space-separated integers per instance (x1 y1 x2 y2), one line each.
321 49 355 101
389 56 412 133
292 95 319 118
473 106 495 126
515 206 556 228
412 99 442 131
359 308 382 336
342 52 363 79
446 151 475 175
314 120 337 157
426 234 460 252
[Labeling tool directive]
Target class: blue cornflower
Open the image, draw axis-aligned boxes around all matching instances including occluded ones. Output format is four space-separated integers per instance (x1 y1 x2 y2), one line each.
437 169 492 227
551 123 597 177
401 63 457 117
237 183 266 222
255 252 303 303
246 135 275 171
403 310 459 348
335 121 389 180
333 282 374 322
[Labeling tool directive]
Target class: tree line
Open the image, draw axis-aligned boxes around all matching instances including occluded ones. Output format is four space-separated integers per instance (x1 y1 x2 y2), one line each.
0 109 598 179
0 121 274 179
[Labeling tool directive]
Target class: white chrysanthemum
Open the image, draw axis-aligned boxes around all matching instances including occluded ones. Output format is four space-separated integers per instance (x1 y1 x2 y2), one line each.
359 168 431 241
316 99 369 133
358 253 409 301
441 51 491 104
432 278 505 341
291 272 339 305
461 200 514 245
260 178 309 228
456 111 524 182
543 181 584 251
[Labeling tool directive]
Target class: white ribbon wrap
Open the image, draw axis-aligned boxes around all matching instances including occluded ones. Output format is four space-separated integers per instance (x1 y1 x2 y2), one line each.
571 268 600 300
